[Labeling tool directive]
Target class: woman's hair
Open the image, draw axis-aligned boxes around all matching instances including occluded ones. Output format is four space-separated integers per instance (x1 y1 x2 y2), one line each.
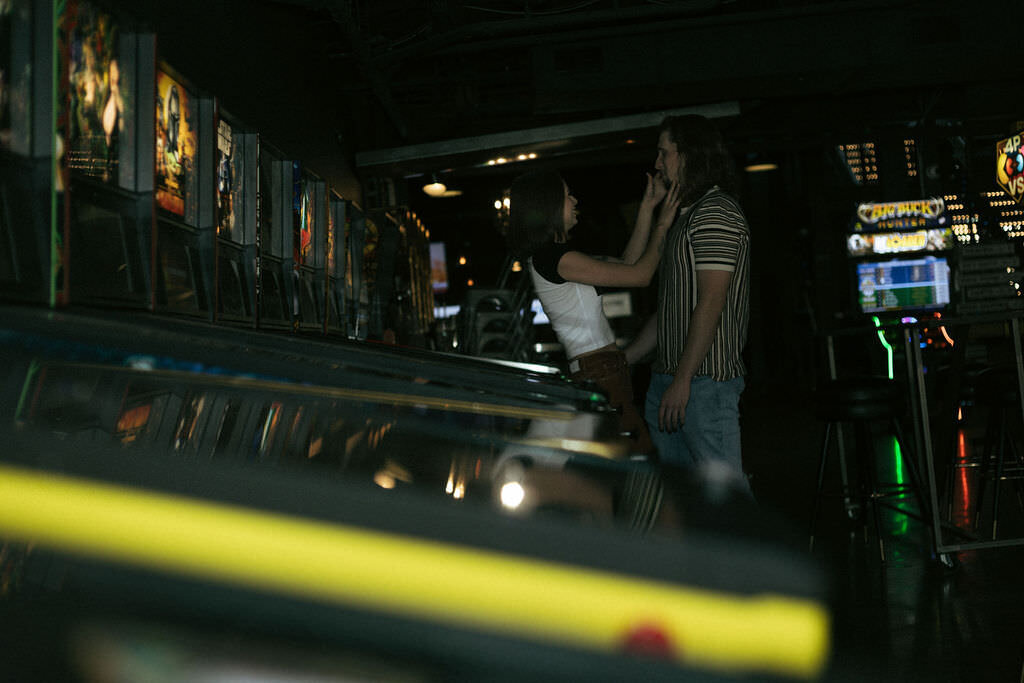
507 169 567 259
659 115 738 205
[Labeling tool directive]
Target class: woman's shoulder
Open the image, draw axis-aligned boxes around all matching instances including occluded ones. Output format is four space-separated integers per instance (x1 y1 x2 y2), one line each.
530 241 571 284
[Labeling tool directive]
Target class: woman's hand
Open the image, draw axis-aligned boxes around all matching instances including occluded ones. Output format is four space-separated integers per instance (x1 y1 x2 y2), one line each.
655 180 681 230
641 172 668 208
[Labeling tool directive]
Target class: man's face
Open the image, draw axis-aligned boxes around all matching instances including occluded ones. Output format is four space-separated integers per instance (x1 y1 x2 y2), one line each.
655 130 682 186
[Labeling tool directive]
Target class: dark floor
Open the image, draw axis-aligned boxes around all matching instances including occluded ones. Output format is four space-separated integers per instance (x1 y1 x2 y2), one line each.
741 379 1024 682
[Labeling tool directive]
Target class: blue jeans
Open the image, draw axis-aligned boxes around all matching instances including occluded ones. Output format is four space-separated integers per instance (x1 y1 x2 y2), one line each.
645 373 749 493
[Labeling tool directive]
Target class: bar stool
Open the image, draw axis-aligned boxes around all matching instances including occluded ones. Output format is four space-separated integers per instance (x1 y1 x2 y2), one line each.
971 366 1024 539
809 377 930 562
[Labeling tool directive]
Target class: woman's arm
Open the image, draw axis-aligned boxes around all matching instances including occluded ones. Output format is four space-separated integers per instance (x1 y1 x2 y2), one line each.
620 173 667 265
557 180 680 288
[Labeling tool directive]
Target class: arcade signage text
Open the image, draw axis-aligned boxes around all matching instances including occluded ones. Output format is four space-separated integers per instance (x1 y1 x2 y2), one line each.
847 228 953 257
996 131 1024 204
851 198 946 232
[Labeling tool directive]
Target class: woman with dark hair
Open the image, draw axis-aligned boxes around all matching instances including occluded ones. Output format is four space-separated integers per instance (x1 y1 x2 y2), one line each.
508 169 680 454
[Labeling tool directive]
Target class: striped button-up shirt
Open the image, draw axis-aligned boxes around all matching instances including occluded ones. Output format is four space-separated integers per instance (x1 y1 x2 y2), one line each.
653 187 750 381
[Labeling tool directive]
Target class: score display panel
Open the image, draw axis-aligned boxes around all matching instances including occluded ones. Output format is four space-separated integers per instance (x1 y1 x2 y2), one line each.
856 255 951 315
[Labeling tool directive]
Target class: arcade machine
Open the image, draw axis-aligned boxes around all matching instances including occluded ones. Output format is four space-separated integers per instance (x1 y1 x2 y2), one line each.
60 0 155 310
0 0 54 306
346 201 367 338
153 63 214 319
951 128 1024 319
848 197 955 335
365 208 401 340
324 188 348 334
213 108 259 325
385 208 433 345
255 141 293 329
289 162 326 332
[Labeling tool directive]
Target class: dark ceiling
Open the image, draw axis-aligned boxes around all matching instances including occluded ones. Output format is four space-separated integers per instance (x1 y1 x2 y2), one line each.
319 0 1018 175
132 0 1020 188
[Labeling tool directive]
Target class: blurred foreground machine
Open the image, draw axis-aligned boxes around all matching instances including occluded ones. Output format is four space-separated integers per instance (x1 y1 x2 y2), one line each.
0 305 831 682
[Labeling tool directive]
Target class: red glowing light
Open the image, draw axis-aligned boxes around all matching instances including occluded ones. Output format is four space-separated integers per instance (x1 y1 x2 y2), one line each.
622 623 674 657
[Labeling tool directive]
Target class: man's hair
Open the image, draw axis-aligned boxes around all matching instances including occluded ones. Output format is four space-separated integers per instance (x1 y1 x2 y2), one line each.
659 115 738 205
507 169 567 259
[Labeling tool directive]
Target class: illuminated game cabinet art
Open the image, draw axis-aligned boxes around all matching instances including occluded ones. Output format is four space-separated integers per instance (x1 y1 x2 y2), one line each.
0 0 55 306
849 198 954 320
153 64 215 318
290 162 326 331
213 111 258 325
61 0 155 309
996 130 1024 207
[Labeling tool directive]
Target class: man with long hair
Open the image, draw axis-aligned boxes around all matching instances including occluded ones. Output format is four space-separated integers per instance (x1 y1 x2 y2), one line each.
626 115 752 495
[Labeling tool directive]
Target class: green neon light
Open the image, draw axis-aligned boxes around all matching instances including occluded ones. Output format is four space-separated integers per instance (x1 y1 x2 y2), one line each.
891 438 908 537
14 361 41 421
871 316 894 380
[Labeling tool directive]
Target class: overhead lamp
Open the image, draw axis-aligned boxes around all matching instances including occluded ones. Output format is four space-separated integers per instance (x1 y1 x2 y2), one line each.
744 162 779 173
423 174 448 197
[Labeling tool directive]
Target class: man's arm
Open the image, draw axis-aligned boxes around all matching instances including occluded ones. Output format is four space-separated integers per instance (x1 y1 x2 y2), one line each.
624 313 657 365
658 268 732 432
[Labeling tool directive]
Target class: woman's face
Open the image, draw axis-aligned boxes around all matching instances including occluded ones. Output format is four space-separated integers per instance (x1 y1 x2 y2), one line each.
562 182 578 234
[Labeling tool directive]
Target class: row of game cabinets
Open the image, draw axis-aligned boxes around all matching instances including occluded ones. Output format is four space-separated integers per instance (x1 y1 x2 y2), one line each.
0 0 434 339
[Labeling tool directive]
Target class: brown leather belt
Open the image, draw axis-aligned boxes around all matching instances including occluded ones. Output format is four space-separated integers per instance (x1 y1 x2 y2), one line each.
568 348 626 376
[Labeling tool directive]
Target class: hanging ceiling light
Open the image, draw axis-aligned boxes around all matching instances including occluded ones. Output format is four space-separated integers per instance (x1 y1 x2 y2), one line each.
423 174 448 197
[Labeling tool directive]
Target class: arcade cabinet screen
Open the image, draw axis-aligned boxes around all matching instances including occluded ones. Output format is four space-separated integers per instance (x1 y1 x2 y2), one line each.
857 256 951 314
217 119 245 242
62 1 125 183
292 163 313 265
430 242 448 294
155 69 198 223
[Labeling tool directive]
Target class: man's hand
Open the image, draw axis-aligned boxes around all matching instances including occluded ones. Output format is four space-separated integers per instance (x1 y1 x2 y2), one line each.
659 375 691 432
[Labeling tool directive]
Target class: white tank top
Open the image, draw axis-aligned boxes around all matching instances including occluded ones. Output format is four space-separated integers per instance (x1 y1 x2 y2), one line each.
528 258 615 359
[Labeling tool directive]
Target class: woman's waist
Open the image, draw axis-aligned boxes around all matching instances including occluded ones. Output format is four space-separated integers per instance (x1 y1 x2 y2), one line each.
568 343 623 375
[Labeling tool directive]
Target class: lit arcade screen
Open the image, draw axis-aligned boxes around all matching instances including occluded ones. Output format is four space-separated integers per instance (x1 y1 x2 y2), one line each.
857 256 951 314
430 242 448 294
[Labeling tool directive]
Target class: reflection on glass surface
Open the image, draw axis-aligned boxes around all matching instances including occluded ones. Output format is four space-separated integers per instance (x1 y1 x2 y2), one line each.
8 355 673 535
